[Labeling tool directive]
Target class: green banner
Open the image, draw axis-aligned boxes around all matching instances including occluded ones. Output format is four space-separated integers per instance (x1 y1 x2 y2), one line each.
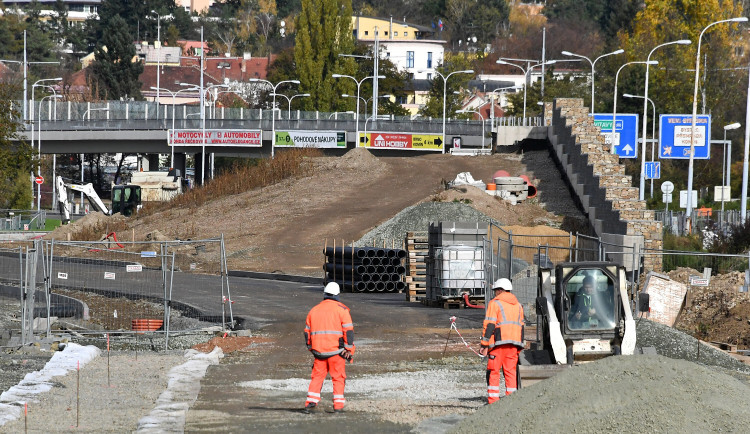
275 131 346 148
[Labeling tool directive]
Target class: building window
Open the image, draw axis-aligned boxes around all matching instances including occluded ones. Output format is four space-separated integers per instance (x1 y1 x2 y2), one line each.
427 73 432 80
407 51 414 68
398 95 407 104
384 31 388 36
409 73 414 80
364 31 368 36
427 52 432 68
386 52 391 58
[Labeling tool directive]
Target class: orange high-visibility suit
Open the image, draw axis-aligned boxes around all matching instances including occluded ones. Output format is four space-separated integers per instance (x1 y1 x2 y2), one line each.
304 299 355 410
481 291 524 404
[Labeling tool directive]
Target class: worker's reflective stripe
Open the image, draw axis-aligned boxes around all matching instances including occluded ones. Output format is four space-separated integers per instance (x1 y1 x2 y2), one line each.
333 394 346 402
490 300 523 347
304 325 311 330
316 349 343 357
506 388 517 393
488 393 501 398
307 392 321 397
306 396 320 403
310 331 344 335
484 316 497 322
487 386 500 391
344 344 354 349
342 323 353 328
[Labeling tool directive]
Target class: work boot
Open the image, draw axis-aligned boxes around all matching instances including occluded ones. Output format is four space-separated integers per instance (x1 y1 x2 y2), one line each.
333 407 345 413
303 403 317 414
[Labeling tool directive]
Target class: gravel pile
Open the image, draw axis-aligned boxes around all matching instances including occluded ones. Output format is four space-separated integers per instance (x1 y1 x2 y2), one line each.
356 202 499 246
636 318 750 373
451 353 750 433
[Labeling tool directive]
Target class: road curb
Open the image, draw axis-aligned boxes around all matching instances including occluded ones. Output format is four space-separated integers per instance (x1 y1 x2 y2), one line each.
228 270 323 285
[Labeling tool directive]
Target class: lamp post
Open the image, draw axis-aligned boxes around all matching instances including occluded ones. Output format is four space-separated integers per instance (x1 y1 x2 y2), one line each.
495 60 555 126
431 69 474 154
689 17 747 229
271 92 311 118
561 49 625 114
37 94 61 210
332 74 384 147
634 40 693 200
622 93 656 197
151 85 199 168
80 107 109 209
457 109 486 149
30 78 62 166
611 61 657 156
151 10 162 115
249 78 300 158
722 122 741 219
489 86 521 131
329 111 354 119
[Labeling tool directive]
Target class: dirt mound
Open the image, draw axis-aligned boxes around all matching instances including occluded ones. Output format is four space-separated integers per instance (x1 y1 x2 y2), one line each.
318 147 388 175
44 212 121 240
452 354 750 433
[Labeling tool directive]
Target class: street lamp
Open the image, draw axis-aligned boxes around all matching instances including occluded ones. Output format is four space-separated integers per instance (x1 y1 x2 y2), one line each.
151 85 199 168
496 60 555 126
636 39 692 200
80 107 109 209
30 78 62 167
610 61 657 155
249 78 300 158
271 92 311 118
457 109 486 149
332 74 384 147
690 17 747 227
37 93 61 210
624 93 657 198
561 49 625 114
329 111 354 119
423 69 473 154
722 122 741 219
489 86 521 130
151 10 162 114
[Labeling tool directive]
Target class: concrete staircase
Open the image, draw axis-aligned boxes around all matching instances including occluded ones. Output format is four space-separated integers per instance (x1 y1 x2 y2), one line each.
545 98 662 271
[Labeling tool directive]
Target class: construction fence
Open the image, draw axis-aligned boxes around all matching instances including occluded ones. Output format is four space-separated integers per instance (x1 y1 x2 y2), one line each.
0 238 233 349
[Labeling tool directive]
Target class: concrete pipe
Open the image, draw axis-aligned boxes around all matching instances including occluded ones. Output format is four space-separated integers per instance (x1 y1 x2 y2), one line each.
366 281 376 292
375 265 386 274
324 247 367 259
385 281 396 292
375 281 386 292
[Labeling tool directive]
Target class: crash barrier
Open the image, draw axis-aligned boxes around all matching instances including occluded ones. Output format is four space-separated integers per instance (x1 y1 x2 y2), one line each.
0 238 232 349
0 210 46 231
323 245 407 293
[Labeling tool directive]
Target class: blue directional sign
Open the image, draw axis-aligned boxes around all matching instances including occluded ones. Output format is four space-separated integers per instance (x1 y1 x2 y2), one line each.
659 114 711 159
592 114 639 159
645 161 661 179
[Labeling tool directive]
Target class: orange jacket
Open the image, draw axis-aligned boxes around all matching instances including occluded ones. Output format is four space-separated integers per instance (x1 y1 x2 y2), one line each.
481 291 524 349
304 299 355 358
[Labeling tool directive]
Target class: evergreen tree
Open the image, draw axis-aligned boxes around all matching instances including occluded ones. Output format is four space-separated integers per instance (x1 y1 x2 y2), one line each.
89 15 144 100
0 83 35 209
418 54 473 119
294 0 357 111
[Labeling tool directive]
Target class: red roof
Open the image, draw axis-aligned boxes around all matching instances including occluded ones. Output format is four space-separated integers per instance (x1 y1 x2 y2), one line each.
140 64 220 96
180 55 276 82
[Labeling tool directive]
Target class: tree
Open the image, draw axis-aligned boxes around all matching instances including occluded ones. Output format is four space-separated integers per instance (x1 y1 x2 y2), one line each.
418 53 473 119
294 0 357 111
89 15 144 100
0 83 35 209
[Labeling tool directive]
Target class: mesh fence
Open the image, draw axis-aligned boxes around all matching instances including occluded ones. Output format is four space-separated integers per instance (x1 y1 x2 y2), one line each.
0 238 232 347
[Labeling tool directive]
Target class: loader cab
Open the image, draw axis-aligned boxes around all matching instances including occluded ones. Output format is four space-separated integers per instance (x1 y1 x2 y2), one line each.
561 268 617 332
111 185 142 217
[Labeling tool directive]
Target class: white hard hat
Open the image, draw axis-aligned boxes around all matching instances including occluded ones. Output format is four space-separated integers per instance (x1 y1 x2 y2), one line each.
324 282 340 296
492 278 512 291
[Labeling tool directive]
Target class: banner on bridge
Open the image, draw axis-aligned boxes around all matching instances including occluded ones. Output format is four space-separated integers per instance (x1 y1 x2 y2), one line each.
274 130 346 148
169 129 262 147
358 132 443 151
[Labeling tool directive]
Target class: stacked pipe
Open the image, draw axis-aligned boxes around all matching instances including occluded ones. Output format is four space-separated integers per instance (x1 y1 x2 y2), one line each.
324 246 407 293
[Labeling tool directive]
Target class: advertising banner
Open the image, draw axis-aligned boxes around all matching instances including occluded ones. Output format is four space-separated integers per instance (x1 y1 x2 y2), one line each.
169 129 263 147
359 132 443 151
274 131 346 148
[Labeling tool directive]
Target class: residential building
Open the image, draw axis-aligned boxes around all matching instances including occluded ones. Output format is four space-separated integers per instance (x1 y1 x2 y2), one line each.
1 0 101 23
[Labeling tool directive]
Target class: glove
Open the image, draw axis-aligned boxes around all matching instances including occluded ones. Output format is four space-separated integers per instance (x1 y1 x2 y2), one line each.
341 349 353 362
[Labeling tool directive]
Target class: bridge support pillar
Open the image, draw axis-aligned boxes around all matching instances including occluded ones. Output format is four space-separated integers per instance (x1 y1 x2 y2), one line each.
173 153 187 178
140 154 160 171
194 153 204 186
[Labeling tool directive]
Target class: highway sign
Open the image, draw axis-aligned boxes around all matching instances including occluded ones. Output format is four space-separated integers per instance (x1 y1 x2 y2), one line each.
34 176 44 185
679 190 698 209
661 181 674 194
645 162 660 179
592 113 639 159
659 114 711 159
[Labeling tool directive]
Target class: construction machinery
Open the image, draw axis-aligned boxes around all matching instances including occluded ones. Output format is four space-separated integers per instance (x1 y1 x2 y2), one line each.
534 262 642 365
56 176 142 224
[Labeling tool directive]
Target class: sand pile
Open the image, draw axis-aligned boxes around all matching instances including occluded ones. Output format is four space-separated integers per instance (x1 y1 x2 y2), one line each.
452 354 750 433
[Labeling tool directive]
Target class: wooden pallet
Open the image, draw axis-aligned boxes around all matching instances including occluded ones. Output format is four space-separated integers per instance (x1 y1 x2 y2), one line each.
405 231 429 302
422 298 466 309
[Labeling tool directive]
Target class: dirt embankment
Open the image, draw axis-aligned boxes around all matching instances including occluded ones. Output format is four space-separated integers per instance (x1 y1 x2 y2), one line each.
41 149 579 276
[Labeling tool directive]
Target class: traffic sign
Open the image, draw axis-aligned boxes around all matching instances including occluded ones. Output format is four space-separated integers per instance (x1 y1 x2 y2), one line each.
661 181 674 194
659 114 711 159
592 113 639 159
34 176 44 185
645 162 660 179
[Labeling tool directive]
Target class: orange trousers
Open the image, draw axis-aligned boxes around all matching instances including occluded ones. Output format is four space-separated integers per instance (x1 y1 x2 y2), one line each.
486 344 520 404
305 356 347 410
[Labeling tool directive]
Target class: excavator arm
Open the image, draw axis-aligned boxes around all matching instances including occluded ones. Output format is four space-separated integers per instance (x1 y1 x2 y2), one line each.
56 176 110 224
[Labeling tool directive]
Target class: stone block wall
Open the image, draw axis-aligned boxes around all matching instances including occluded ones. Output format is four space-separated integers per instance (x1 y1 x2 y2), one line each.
550 98 663 272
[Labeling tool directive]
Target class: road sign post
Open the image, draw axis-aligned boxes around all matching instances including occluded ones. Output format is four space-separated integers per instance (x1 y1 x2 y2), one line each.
593 113 639 158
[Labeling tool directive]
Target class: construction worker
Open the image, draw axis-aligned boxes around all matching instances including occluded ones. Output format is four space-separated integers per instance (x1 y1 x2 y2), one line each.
479 278 524 404
303 282 355 413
